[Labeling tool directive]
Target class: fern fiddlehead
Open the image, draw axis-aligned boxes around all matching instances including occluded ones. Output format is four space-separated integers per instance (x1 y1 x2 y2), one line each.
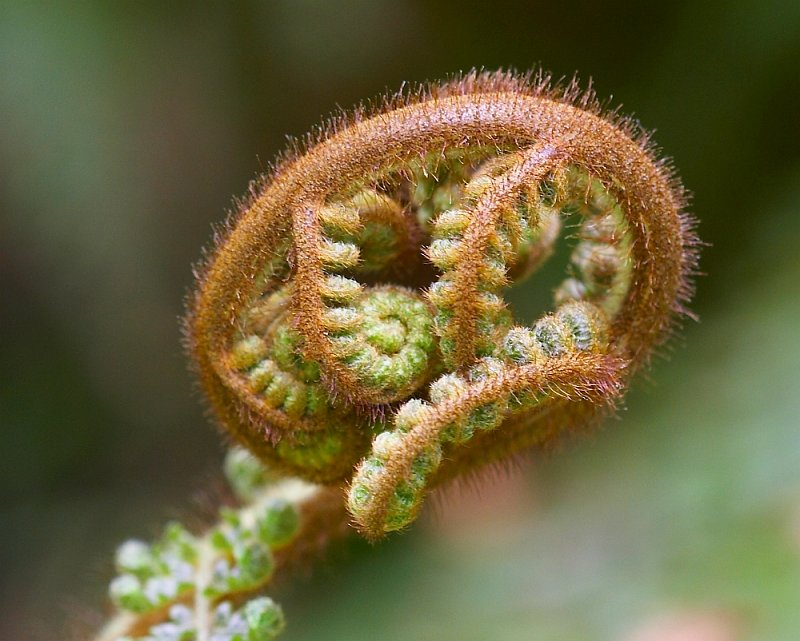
93 70 697 640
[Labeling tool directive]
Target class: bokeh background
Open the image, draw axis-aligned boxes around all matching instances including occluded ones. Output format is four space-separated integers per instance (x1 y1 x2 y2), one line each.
2 1 799 640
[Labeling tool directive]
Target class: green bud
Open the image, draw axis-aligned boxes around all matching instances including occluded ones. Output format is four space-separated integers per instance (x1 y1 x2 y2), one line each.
533 316 569 357
244 597 286 641
210 528 233 553
235 542 275 589
257 499 300 549
224 447 275 501
115 540 155 579
159 522 198 564
109 574 152 613
501 327 539 364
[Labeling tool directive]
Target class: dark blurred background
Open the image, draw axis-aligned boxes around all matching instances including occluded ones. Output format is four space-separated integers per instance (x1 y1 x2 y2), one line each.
2 1 799 640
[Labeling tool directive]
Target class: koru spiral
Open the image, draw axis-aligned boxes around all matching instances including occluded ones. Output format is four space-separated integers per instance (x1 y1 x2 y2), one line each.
189 70 697 540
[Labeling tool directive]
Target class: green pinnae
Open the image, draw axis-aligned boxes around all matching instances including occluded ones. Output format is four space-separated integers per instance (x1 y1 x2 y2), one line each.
263 372 291 408
392 481 417 510
223 447 277 502
371 431 403 460
257 499 300 549
281 386 307 419
431 366 504 442
356 458 385 487
355 221 401 273
348 482 372 510
501 327 540 364
110 523 199 612
207 512 277 595
432 208 470 238
234 541 275 588
320 189 411 278
468 357 505 382
211 528 233 553
363 355 400 391
411 444 441 479
303 386 329 417
533 315 570 357
350 431 443 533
556 302 604 352
231 335 269 371
478 291 505 314
321 306 360 332
394 398 429 433
267 325 299 370
242 597 286 641
383 482 418 530
105 485 295 639
428 238 461 269
467 403 502 431
434 307 454 325
441 419 474 444
157 523 199 564
319 201 361 235
318 239 361 270
438 336 456 360
109 575 153 614
479 256 508 287
233 301 330 414
276 430 344 471
321 274 362 303
410 155 474 232
138 73 698 639
248 360 278 393
385 510 412 532
429 373 467 403
475 317 505 355
206 541 274 597
265 323 321 383
365 316 406 353
115 540 157 579
426 279 457 306
433 310 456 352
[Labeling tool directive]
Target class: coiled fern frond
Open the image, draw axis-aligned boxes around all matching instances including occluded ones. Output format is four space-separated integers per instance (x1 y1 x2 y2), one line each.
93 69 698 641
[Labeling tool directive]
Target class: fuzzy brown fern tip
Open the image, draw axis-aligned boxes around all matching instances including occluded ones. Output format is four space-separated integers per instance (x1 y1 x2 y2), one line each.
92 69 699 641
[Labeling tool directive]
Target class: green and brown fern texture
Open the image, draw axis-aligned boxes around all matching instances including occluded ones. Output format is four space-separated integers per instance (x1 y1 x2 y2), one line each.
93 70 698 641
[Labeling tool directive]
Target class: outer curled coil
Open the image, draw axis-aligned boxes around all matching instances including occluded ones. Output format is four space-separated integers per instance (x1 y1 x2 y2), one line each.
188 70 697 539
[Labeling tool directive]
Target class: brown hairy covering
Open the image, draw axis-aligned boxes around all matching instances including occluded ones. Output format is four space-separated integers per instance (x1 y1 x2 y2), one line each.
186 67 697 516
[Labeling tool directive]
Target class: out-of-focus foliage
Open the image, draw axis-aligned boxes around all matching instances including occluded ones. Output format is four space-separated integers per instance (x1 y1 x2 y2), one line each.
0 1 798 640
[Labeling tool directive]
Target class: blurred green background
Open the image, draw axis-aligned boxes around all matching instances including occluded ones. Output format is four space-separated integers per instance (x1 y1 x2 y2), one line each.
2 1 799 640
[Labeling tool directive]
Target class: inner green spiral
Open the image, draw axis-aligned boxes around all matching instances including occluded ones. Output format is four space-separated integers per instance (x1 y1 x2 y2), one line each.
329 287 436 402
224 148 632 492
